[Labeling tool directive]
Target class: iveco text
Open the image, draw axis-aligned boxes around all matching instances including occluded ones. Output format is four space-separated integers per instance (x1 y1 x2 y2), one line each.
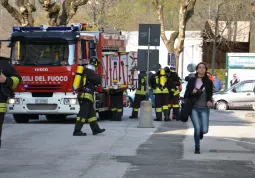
35 68 48 71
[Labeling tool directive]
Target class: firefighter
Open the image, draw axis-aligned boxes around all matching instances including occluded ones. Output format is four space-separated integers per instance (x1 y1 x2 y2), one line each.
0 44 22 148
150 67 169 121
164 66 174 121
167 66 181 121
129 71 147 119
109 89 124 121
73 56 105 136
40 45 51 58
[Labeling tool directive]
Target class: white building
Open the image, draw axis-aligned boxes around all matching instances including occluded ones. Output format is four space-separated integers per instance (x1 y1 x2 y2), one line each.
123 31 203 78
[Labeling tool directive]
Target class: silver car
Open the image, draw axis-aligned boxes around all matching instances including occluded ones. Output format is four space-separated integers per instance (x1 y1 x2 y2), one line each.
179 79 188 99
213 80 255 110
124 89 155 107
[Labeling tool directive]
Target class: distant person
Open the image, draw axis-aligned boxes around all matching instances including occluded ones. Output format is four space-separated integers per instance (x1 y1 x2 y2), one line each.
129 71 147 119
148 71 155 106
221 82 225 91
212 74 222 92
230 73 239 87
207 72 214 82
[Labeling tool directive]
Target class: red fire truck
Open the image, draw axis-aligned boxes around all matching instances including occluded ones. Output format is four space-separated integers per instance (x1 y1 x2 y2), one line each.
7 24 138 123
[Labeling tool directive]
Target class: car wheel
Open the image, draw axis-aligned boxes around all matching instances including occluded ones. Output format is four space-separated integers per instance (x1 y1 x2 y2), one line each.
252 103 255 111
126 97 133 108
215 101 228 111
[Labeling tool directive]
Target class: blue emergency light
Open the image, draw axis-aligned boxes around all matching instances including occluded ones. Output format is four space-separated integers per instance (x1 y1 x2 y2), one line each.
12 25 80 32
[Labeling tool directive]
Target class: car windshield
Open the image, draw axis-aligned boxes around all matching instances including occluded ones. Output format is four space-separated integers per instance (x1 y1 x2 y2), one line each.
11 40 75 66
225 81 254 92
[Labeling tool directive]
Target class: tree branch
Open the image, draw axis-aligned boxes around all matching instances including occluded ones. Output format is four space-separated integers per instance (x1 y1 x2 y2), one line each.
176 0 196 54
73 0 89 7
66 0 89 24
39 0 88 26
16 0 25 7
169 31 179 52
1 0 22 24
152 0 169 49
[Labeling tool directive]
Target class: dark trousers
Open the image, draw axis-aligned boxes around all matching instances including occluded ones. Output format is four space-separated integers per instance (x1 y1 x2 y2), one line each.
0 101 7 147
130 94 146 118
169 94 180 119
0 113 4 138
155 93 169 120
110 91 123 120
74 99 98 132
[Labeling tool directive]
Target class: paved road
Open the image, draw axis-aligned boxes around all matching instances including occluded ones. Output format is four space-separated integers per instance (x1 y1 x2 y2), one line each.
1 109 255 178
123 110 255 178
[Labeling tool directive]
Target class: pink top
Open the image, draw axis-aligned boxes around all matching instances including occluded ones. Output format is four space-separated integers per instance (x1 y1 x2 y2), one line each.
195 78 203 89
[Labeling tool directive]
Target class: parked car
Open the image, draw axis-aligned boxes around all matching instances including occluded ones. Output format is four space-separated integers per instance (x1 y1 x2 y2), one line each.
179 79 188 101
123 89 155 108
213 80 255 110
123 89 136 107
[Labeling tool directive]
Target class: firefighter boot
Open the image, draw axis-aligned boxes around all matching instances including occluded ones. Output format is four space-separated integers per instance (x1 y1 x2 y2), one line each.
154 112 162 121
116 112 122 121
129 109 138 119
90 121 106 135
163 110 171 121
73 121 87 136
173 108 180 121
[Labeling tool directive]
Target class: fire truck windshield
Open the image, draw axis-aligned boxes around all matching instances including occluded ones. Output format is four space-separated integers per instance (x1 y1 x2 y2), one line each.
11 40 75 66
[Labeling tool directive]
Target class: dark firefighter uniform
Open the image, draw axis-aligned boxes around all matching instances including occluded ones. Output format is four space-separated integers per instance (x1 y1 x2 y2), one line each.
110 89 124 121
73 57 105 136
129 71 147 119
150 69 170 121
0 57 22 148
165 67 181 120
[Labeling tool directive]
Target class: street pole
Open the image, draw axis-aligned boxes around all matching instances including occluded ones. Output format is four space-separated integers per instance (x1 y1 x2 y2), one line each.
146 27 151 101
211 1 220 75
181 50 184 78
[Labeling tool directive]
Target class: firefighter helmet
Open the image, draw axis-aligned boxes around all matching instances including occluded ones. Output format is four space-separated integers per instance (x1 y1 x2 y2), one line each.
164 66 170 73
170 66 176 71
89 56 100 67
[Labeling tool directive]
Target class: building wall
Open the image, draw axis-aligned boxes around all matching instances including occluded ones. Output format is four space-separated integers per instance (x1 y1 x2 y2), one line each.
123 31 203 78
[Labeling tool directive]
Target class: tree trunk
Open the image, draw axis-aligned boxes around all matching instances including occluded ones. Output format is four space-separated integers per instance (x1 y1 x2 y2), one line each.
39 0 89 26
152 0 197 73
0 0 36 26
175 52 181 72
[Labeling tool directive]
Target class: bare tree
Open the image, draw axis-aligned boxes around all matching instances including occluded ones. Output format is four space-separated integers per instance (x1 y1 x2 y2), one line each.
190 0 251 69
152 0 197 72
38 0 89 26
0 0 36 26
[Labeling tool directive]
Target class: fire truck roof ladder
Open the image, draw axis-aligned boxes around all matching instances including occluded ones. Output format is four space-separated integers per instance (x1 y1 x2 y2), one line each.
12 24 81 32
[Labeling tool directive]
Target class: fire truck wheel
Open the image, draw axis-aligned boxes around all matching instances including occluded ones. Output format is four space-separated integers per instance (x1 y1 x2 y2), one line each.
13 114 30 123
98 110 112 120
46 114 67 121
